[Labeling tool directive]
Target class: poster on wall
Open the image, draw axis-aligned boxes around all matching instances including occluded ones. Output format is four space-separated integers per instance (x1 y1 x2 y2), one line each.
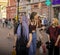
52 0 60 5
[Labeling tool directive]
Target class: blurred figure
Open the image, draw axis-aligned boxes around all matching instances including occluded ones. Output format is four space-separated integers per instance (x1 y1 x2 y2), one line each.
36 16 42 46
28 12 38 55
13 18 18 47
39 25 49 55
7 19 13 37
46 18 60 55
2 18 5 27
36 16 49 55
42 17 48 27
13 19 18 35
36 16 42 55
8 19 12 29
0 19 1 23
36 16 42 28
5 19 8 27
16 13 29 55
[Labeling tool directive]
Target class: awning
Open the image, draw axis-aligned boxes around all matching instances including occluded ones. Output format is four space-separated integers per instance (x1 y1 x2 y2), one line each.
52 4 60 7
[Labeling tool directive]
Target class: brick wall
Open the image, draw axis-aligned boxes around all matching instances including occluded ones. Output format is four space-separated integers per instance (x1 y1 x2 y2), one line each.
9 0 16 6
6 0 16 19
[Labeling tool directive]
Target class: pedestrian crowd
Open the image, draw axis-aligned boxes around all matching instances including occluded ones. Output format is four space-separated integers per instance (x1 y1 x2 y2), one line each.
11 12 60 55
1 12 60 55
1 18 13 29
12 12 60 55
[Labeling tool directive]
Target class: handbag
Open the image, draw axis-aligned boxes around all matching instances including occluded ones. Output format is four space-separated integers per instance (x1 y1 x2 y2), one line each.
37 40 42 48
12 49 16 55
46 40 54 49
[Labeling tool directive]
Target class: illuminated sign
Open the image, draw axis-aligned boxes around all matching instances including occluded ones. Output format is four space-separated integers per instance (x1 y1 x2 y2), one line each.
52 0 60 5
45 0 51 6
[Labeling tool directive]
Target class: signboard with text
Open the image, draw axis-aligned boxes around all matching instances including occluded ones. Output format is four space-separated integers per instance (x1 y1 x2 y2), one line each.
52 0 60 5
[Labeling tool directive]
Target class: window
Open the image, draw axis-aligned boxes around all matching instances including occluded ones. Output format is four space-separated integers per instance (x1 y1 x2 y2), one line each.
33 0 39 2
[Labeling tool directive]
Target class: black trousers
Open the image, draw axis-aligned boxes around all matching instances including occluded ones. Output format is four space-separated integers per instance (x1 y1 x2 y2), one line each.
16 38 29 55
48 46 59 55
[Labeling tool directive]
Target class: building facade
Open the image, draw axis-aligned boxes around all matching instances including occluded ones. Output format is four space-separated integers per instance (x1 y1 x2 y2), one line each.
6 0 16 19
0 0 7 19
6 0 52 19
28 0 49 18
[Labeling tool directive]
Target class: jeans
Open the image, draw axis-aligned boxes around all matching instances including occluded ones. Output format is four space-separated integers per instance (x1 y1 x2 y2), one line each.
29 32 37 55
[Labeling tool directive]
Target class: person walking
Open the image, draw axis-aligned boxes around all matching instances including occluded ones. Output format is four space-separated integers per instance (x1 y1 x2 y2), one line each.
16 13 29 55
28 12 38 55
46 18 60 55
2 18 5 27
5 19 8 27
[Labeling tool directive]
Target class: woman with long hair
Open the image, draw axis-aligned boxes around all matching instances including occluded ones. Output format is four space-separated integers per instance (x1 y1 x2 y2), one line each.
27 12 38 55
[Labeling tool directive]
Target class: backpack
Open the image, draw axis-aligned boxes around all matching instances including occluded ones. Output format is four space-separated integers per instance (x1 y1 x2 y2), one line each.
16 24 29 55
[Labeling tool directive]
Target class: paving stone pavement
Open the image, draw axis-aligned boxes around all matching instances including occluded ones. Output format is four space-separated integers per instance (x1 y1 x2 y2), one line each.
0 23 15 55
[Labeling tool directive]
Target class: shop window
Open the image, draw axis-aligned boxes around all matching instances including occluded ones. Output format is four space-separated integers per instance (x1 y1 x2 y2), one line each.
54 7 60 18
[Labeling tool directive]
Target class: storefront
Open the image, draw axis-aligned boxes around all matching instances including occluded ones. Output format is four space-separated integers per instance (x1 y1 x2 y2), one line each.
52 0 60 19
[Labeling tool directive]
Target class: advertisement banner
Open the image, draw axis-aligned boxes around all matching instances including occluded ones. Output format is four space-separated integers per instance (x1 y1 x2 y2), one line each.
52 0 60 5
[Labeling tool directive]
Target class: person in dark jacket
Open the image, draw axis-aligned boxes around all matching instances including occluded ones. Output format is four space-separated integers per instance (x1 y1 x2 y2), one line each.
16 14 29 55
